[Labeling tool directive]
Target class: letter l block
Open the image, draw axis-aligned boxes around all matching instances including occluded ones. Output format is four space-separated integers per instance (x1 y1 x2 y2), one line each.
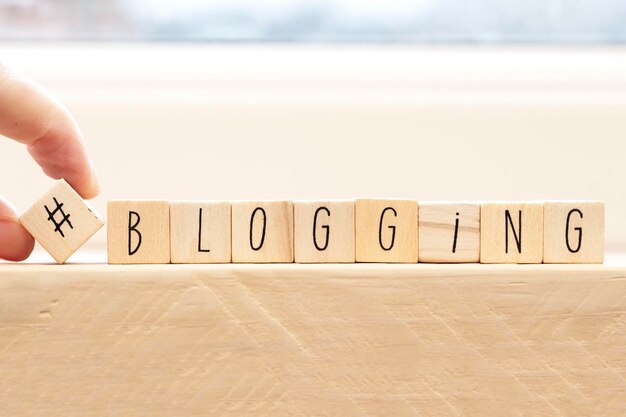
107 201 170 264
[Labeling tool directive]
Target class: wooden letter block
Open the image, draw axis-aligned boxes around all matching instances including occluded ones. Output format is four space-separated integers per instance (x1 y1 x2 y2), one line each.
294 200 355 263
170 201 231 264
355 199 418 263
480 202 543 263
544 201 604 263
19 179 103 264
418 203 480 263
231 201 293 263
108 201 170 264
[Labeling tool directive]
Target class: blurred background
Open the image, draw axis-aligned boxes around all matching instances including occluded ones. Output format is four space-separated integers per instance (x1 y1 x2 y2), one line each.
1 0 626 260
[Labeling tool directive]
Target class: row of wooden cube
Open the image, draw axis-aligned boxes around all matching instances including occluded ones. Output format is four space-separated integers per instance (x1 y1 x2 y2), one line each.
107 200 604 264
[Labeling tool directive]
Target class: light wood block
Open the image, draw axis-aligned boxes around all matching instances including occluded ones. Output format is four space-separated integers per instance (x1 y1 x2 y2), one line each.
19 179 103 264
107 201 170 264
418 203 480 263
544 201 604 263
2 263 625 417
480 202 543 263
355 199 418 263
170 201 231 264
231 201 293 263
294 200 355 263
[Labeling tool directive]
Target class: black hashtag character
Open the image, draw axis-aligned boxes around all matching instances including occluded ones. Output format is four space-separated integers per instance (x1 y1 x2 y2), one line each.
45 197 74 238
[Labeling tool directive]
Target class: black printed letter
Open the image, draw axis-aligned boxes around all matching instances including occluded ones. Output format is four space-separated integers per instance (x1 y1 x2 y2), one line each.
379 207 397 251
313 206 330 251
505 209 522 254
250 207 267 251
128 211 142 256
452 212 460 253
565 208 583 253
198 208 210 253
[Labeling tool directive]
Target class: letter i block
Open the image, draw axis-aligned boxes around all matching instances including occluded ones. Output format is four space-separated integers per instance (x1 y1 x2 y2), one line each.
480 202 543 263
170 201 231 263
544 201 604 263
418 203 480 263
294 200 355 263
355 199 418 263
231 201 293 263
19 180 103 264
107 201 170 264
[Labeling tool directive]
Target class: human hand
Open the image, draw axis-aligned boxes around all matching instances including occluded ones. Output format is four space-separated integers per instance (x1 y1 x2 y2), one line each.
0 63 100 261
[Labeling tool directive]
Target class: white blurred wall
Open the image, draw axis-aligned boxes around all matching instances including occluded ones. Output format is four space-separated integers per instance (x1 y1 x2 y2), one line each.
1 44 626 251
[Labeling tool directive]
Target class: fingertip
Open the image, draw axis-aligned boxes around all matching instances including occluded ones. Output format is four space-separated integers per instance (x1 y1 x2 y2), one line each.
0 218 35 261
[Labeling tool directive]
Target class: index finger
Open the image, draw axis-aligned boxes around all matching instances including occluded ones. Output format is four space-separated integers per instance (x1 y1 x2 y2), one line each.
0 62 100 199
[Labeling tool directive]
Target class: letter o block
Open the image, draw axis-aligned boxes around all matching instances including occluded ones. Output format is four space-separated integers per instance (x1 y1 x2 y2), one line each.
231 201 294 263
355 199 418 263
294 200 355 263
544 201 604 263
107 201 170 264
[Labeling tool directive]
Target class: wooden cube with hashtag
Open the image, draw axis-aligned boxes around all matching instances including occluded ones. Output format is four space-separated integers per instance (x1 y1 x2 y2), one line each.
20 180 103 263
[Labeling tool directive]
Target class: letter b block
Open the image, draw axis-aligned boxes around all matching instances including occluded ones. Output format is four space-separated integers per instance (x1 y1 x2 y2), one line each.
480 202 543 263
355 199 418 263
231 201 294 263
294 200 355 263
544 201 604 263
107 201 170 264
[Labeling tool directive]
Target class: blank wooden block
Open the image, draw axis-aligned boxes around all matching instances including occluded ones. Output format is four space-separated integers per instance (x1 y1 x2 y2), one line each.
170 201 231 264
355 199 418 263
294 200 355 263
480 202 543 264
544 201 604 264
231 201 293 263
418 203 480 263
19 179 103 264
108 201 170 264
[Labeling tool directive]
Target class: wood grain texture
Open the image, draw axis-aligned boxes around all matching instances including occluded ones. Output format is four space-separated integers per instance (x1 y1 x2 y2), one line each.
544 201 604 264
0 263 624 417
481 203 544 264
294 200 355 263
107 201 170 264
231 201 294 263
19 180 103 264
170 201 231 264
418 203 480 263
355 199 418 263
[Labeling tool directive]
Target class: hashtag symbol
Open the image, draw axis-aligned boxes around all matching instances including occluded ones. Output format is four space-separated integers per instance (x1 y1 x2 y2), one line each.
44 197 74 238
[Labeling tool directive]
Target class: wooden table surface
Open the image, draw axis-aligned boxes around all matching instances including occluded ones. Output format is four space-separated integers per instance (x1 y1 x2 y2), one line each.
1 253 625 416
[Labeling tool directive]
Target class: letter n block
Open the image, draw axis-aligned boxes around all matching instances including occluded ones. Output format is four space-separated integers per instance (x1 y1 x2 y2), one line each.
355 199 418 263
19 180 103 264
544 201 604 263
294 200 355 263
170 201 231 263
231 201 293 263
480 202 543 263
107 201 170 264
418 203 480 263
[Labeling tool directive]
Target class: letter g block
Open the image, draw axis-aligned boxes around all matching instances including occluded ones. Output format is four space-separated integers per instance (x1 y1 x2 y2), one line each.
355 199 418 263
294 200 355 263
543 201 604 263
107 201 170 264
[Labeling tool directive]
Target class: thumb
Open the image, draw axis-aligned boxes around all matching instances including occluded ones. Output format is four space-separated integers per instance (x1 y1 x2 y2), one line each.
0 196 35 261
